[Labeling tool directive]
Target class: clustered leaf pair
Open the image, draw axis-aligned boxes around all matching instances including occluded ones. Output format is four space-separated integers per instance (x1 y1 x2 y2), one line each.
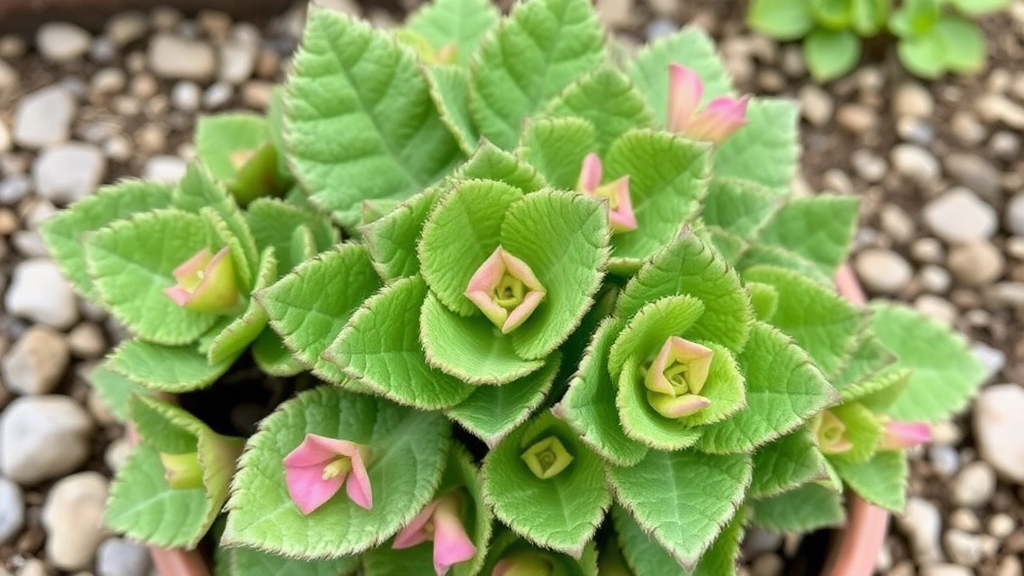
40 0 986 574
748 0 1009 80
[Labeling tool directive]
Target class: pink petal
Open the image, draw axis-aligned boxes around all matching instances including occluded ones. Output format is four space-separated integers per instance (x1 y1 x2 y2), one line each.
466 248 507 294
285 464 344 515
432 518 476 575
502 290 545 334
645 339 677 395
283 435 354 467
576 153 603 192
687 96 749 143
392 500 442 549
345 451 374 510
171 248 213 285
667 337 714 394
608 176 637 232
647 392 711 419
499 250 544 292
667 64 704 133
467 290 510 329
162 286 193 307
881 421 931 450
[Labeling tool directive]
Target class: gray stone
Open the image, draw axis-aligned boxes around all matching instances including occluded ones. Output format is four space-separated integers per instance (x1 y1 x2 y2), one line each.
922 564 974 576
929 444 960 477
645 18 678 42
219 40 257 84
976 94 1024 129
0 395 94 485
919 265 951 294
12 85 77 149
879 204 914 243
90 68 126 95
143 155 187 184
943 153 1001 202
988 513 1016 539
891 144 940 182
32 142 106 204
947 241 1004 287
922 188 998 244
951 461 997 507
0 478 24 543
104 437 132 471
798 85 833 126
203 82 234 109
851 149 887 184
170 81 201 111
17 559 47 576
96 538 152 576
898 497 944 564
974 384 1024 482
105 11 148 46
148 34 216 81
0 118 9 153
854 248 912 295
972 342 1005 381
41 472 109 570
1 326 70 395
0 175 30 206
837 103 876 134
1007 194 1024 236
944 530 984 566
5 259 79 329
894 82 934 118
950 111 987 147
36 23 91 62
989 130 1021 160
67 323 106 360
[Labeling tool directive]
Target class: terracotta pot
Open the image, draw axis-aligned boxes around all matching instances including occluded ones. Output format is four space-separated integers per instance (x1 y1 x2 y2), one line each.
143 265 888 576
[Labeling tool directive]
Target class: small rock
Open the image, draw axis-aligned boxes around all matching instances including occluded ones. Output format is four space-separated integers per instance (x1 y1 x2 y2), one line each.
203 82 234 109
96 538 151 576
1 326 70 395
851 149 888 184
67 323 106 360
5 259 79 329
170 81 201 111
854 248 912 295
241 81 274 109
32 143 106 205
896 117 935 146
919 265 951 293
0 58 18 96
879 204 914 243
198 9 233 40
17 559 47 576
922 188 998 244
0 118 10 153
929 444 961 476
944 153 1001 202
910 237 945 264
90 67 127 95
894 82 935 118
891 144 940 182
950 111 987 147
951 461 997 507
0 395 93 485
922 564 973 576
997 557 1023 576
151 6 183 31
219 39 258 85
974 384 1024 482
750 554 782 576
898 497 944 564
36 23 91 62
989 130 1020 160
0 478 24 543
143 155 187 184
105 11 148 47
914 295 958 327
948 241 1004 286
742 528 783 557
976 94 1024 129
943 530 984 566
972 342 1005 381
148 34 216 81
12 85 77 149
988 513 1015 539
104 437 132 471
41 472 109 570
1006 194 1024 236
0 176 30 206
837 103 876 134
797 87 831 128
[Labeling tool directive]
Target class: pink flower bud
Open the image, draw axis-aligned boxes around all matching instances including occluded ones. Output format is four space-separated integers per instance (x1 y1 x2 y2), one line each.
880 421 931 451
393 492 477 576
465 246 546 334
666 63 749 144
163 247 241 314
576 153 637 233
283 434 373 514
667 63 704 133
643 336 714 419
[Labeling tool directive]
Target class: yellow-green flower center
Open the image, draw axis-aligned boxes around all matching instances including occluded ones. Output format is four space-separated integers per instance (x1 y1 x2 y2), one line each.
493 274 526 310
521 436 573 480
321 456 353 481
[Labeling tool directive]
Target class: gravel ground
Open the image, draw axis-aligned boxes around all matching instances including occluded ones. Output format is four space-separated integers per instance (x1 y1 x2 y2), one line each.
0 1 1022 575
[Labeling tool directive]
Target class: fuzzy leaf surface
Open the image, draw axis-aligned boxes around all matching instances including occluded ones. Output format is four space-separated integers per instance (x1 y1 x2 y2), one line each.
832 449 908 512
699 178 779 240
712 99 798 194
426 65 478 153
216 546 360 576
406 0 499 65
613 505 745 576
109 339 237 393
755 195 859 278
748 429 828 499
751 483 845 533
194 114 269 183
546 67 654 155
245 198 338 274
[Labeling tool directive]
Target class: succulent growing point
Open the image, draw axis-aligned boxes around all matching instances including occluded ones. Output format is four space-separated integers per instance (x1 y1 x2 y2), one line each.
162 247 240 314
465 246 546 334
283 434 373 514
576 153 637 233
667 63 749 143
644 336 714 419
520 436 573 480
159 451 205 490
393 491 477 575
811 410 854 455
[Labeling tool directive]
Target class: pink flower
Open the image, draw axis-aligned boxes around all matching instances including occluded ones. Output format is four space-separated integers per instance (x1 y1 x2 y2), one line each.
811 410 853 455
667 63 749 144
283 434 373 514
576 153 637 233
465 246 546 334
163 247 240 314
880 420 931 451
644 336 713 419
393 492 476 575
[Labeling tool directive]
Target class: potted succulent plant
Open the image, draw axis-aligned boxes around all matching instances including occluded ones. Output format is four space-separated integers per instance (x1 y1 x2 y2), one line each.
41 0 986 575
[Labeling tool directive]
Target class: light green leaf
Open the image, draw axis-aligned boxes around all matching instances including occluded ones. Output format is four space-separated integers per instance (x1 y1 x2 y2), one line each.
870 302 985 422
481 531 598 576
749 429 829 499
935 17 985 73
331 277 476 408
286 10 463 221
447 353 561 446
608 449 751 568
831 450 908 512
810 0 854 28
616 232 752 353
756 195 860 278
405 0 500 65
517 117 597 191
804 29 861 82
613 505 746 576
743 266 863 376
419 179 525 316
223 387 451 559
207 247 277 364
252 330 305 377
712 99 799 194
751 483 845 533
483 412 610 554
426 65 478 154
556 318 649 466
86 361 150 423
194 114 269 183
627 27 733 128
699 178 780 240
86 209 221 345
259 244 382 386
832 333 896 393
215 545 360 576
747 0 816 40
950 0 1011 16
502 190 610 360
737 245 833 286
852 0 889 35
747 281 779 322
108 339 237 393
897 33 945 79
40 179 173 303
455 141 547 192
546 67 655 155
470 0 606 149
697 321 836 454
363 188 440 282
245 198 338 274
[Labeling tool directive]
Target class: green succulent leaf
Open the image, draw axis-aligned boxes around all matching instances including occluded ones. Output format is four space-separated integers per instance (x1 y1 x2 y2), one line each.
215 546 360 576
852 0 889 35
755 195 859 278
455 141 547 192
747 0 816 40
426 65 478 153
39 180 173 303
870 303 986 422
897 33 945 79
223 387 451 559
751 483 845 533
518 117 597 191
86 361 150 423
810 0 854 28
803 29 861 82
712 99 799 194
331 276 476 408
829 402 884 464
286 9 463 224
470 0 606 149
108 339 237 394
935 16 985 73
628 27 733 128
245 198 338 274
481 531 599 576
831 449 908 512
259 244 382 386
482 412 610 555
194 114 270 183
363 188 440 283
699 178 780 240
749 429 829 499
608 295 706 379
406 0 500 65
252 330 305 377
546 67 655 155
206 248 277 364
608 449 751 568
950 0 1011 16
736 245 833 286
746 282 779 322
613 505 745 576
